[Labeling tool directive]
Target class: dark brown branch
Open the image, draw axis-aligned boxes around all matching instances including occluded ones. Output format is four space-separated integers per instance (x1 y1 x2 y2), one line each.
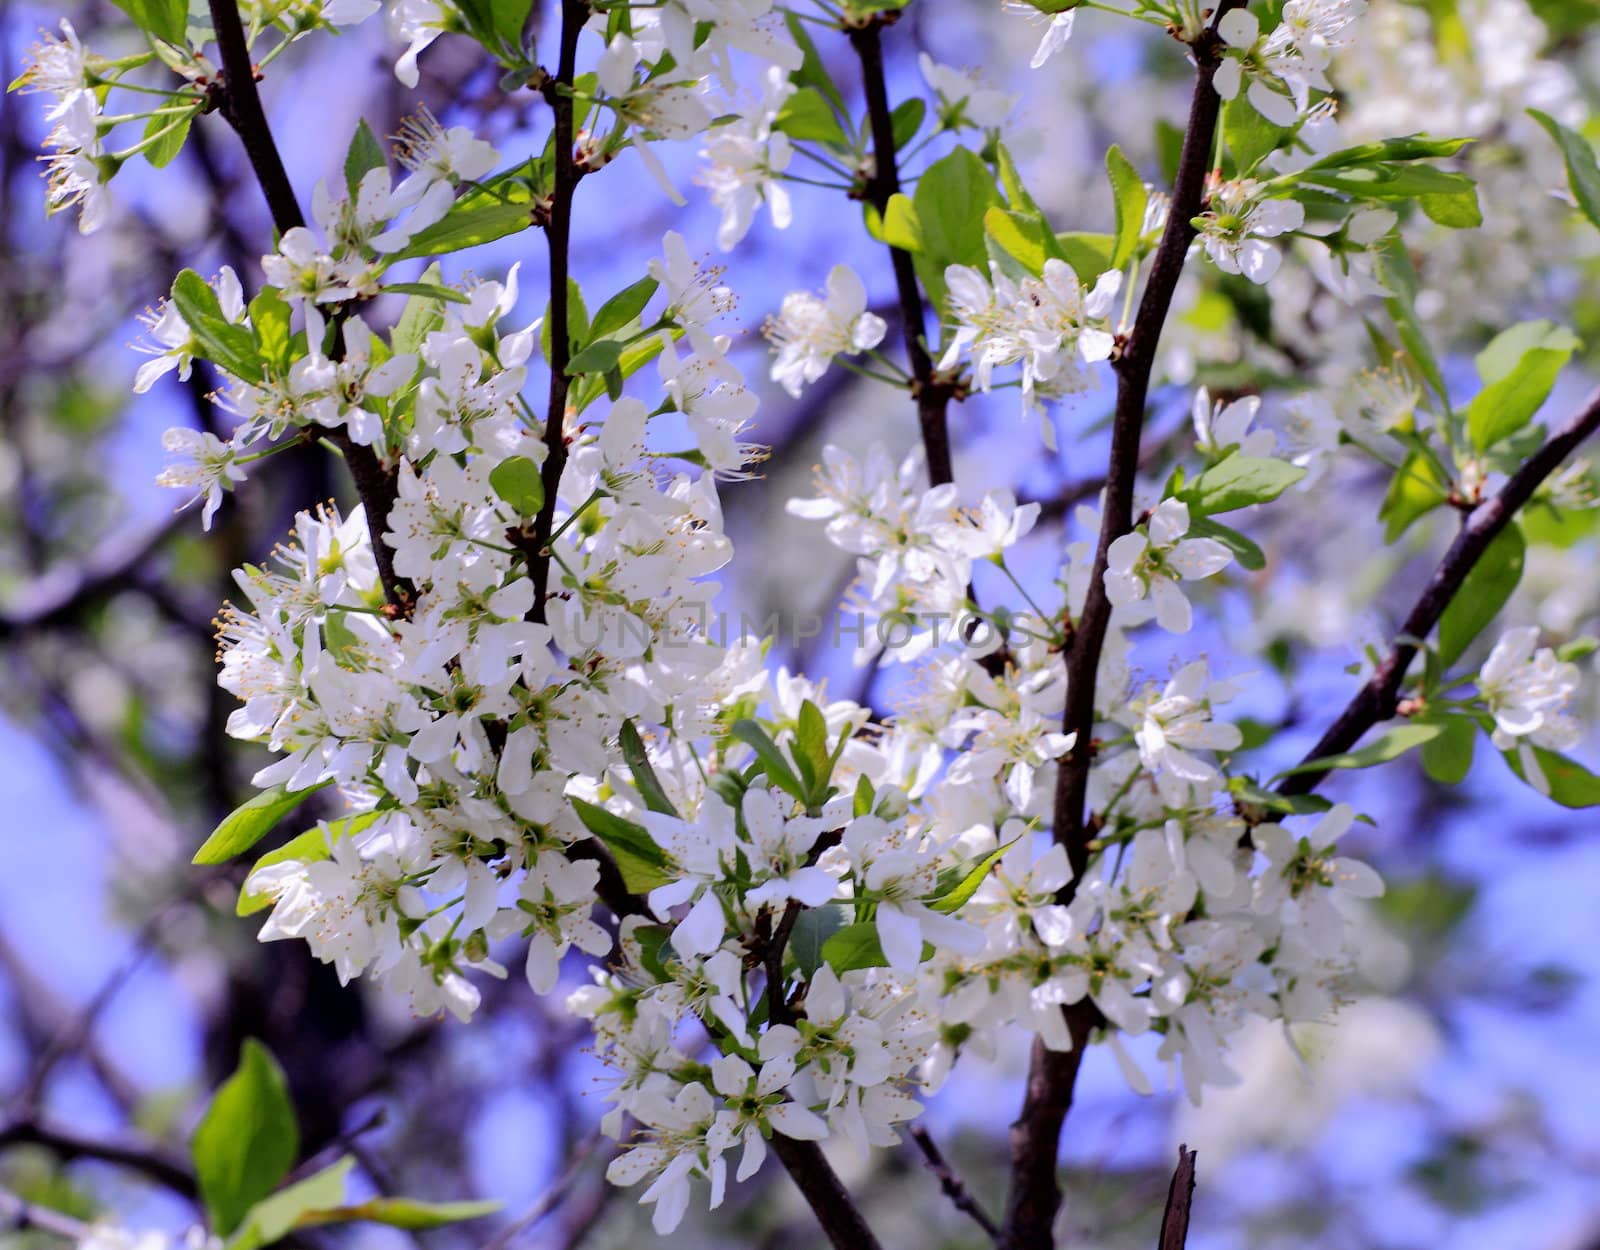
521 0 588 624
0 1117 197 1198
205 0 304 234
908 1124 1000 1242
847 20 956 488
768 1135 884 1250
1156 1146 1198 1250
206 0 409 612
1281 386 1600 794
1004 11 1243 1248
999 1009 1096 1249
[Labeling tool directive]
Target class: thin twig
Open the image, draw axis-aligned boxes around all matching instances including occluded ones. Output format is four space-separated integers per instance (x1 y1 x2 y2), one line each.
0 1184 97 1242
908 1124 1000 1242
768 1135 883 1250
479 1129 606 1250
1156 1146 1197 1250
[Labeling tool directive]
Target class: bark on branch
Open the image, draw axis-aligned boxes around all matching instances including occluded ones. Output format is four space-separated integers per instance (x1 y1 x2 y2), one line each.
848 21 956 488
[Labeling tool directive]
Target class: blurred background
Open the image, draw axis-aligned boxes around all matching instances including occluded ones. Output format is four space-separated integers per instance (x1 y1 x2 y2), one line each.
4 1 1600 1248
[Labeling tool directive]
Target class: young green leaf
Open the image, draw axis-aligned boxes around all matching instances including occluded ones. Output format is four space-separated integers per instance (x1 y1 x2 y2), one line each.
564 338 625 376
1436 524 1525 666
1502 744 1600 808
1419 714 1478 785
489 455 545 517
344 120 387 194
1278 722 1446 778
376 282 469 303
193 780 333 865
1466 344 1571 452
789 905 847 978
109 0 187 44
236 813 381 917
730 720 807 803
1530 108 1600 233
1182 456 1305 516
571 798 675 892
171 269 262 383
588 276 659 342
1224 94 1289 174
227 1158 355 1250
929 839 1015 914
1379 450 1450 543
192 1040 300 1236
1105 145 1149 269
774 87 851 147
619 721 679 817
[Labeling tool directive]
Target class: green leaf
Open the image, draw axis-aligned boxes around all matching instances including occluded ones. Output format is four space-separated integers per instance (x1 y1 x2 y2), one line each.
249 288 293 376
1054 232 1116 284
344 120 387 195
193 1041 299 1237
914 148 1002 272
774 87 850 147
237 813 380 916
227 1159 354 1250
300 1198 502 1231
454 0 533 53
144 106 193 168
890 97 926 151
1502 744 1600 807
929 839 1013 914
1278 723 1446 778
1530 108 1600 233
488 455 545 517
985 206 1053 275
789 905 846 978
1420 714 1477 785
1182 455 1305 516
194 780 332 865
793 700 831 795
172 269 262 383
565 338 624 376
873 193 923 253
1106 146 1148 269
1436 524 1525 666
730 721 807 804
1223 93 1288 176
1476 320 1582 386
1466 346 1570 452
588 276 659 342
821 922 931 972
1187 515 1266 571
376 282 468 303
392 197 534 262
619 721 679 817
1380 450 1450 543
391 263 447 357
995 142 1041 216
783 10 847 116
109 0 187 43
571 798 674 892
1418 188 1483 228
1305 135 1473 170
1226 776 1333 817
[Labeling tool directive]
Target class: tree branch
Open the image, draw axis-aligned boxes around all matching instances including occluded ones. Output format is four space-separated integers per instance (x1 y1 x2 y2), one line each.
0 1184 97 1242
908 1124 1000 1242
1280 386 1600 794
520 0 587 624
205 0 410 612
1003 11 1243 1247
768 1135 883 1250
0 1117 197 1198
847 20 956 488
